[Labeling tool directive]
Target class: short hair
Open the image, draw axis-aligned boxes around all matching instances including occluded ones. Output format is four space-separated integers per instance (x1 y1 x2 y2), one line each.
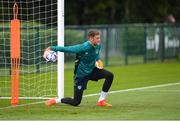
87 30 100 38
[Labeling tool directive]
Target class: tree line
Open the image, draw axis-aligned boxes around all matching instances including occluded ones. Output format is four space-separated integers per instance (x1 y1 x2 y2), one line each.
65 0 179 25
0 0 179 25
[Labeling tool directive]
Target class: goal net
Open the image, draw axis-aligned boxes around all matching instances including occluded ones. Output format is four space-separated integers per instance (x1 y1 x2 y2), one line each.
0 0 64 105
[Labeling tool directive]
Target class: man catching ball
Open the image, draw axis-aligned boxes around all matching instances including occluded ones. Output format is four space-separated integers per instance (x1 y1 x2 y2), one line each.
45 30 114 107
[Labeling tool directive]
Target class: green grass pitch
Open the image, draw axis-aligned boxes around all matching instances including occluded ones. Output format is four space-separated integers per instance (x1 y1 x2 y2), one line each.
0 61 180 120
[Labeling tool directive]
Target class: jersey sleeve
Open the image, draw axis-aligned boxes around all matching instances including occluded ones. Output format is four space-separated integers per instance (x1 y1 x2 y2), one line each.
51 42 91 53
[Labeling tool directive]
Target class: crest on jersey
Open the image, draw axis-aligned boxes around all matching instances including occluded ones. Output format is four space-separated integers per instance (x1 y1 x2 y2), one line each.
78 85 82 90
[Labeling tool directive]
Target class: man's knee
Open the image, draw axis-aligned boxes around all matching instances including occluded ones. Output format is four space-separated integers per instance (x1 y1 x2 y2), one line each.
73 100 81 106
106 71 114 81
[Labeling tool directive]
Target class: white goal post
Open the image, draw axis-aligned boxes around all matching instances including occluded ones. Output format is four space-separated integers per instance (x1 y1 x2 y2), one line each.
0 0 64 103
58 0 64 100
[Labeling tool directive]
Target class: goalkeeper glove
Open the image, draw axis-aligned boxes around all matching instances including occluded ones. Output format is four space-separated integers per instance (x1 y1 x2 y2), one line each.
95 60 103 69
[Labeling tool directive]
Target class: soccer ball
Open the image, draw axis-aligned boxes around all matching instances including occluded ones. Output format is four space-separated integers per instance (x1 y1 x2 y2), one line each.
43 49 57 62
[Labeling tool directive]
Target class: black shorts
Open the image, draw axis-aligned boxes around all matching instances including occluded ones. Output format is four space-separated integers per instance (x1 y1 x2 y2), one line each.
74 67 112 91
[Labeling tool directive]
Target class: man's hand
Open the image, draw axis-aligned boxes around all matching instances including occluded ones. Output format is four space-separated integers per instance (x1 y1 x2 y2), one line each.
95 60 103 69
45 47 51 51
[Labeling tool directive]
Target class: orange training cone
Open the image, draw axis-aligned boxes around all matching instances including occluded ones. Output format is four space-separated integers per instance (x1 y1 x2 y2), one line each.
10 3 20 106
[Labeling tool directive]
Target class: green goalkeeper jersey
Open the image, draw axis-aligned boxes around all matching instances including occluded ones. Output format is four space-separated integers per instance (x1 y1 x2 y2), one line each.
51 41 101 78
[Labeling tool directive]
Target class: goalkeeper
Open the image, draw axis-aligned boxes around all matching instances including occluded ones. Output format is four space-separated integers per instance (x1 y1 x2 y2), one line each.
45 30 114 107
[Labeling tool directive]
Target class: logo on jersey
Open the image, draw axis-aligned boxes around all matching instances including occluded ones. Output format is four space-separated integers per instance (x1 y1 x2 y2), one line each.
96 50 99 54
85 51 99 55
78 85 82 90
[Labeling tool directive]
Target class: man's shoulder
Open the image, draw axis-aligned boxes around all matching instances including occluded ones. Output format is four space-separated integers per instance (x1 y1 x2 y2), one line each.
81 41 101 50
83 40 91 45
82 41 93 48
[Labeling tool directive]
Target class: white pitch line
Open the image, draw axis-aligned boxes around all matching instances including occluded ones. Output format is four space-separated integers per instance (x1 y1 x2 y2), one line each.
83 82 180 97
0 101 45 110
1 82 180 110
137 90 180 93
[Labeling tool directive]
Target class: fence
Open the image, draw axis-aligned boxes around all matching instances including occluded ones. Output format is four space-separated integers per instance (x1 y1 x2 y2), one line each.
66 24 180 66
0 24 179 75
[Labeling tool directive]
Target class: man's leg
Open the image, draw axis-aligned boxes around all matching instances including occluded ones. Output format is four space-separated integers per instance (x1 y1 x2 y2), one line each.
90 68 114 106
45 76 87 107
45 85 84 107
90 68 114 92
61 89 83 106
